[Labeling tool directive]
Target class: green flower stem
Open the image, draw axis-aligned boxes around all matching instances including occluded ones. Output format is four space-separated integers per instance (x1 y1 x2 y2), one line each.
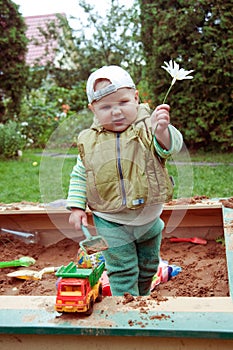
163 82 173 104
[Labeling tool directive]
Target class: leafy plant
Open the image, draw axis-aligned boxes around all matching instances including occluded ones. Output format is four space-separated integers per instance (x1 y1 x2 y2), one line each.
0 120 28 158
19 79 88 148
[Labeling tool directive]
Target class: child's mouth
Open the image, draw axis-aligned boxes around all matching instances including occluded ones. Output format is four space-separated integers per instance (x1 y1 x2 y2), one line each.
113 118 125 126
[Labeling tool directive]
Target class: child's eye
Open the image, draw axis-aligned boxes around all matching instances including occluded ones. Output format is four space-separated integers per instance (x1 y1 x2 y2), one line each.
101 105 111 110
119 100 129 106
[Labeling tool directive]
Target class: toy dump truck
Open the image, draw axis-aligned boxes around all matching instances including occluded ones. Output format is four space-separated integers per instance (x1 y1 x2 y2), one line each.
55 261 105 315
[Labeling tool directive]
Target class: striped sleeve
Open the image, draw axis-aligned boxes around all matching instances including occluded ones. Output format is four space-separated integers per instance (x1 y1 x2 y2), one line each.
66 155 87 210
153 124 183 159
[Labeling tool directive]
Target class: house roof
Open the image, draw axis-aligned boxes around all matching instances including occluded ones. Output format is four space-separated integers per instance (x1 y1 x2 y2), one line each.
25 14 64 66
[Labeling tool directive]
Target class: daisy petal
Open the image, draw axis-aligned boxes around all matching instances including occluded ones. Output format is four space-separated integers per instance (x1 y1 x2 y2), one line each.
161 60 194 81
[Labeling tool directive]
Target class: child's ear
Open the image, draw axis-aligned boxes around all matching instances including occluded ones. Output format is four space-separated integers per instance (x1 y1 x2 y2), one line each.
88 103 94 113
135 90 139 104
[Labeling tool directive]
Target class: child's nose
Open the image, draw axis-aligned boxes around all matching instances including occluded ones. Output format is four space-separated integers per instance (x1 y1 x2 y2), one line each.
112 106 121 115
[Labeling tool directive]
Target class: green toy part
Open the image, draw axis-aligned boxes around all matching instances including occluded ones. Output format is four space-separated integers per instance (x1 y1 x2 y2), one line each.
0 256 36 268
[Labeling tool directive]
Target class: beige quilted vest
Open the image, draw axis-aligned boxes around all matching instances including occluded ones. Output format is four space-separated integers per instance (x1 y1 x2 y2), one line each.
77 104 173 212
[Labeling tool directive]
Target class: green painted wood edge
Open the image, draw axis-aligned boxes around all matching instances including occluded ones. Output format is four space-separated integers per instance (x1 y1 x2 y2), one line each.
1 309 233 339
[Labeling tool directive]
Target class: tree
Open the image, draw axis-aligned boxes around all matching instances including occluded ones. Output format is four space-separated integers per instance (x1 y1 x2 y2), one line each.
24 1 143 112
0 0 28 122
139 0 233 150
70 0 143 84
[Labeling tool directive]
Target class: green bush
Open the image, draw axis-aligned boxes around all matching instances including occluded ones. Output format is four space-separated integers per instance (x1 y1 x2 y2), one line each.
0 120 28 158
40 109 94 150
19 78 87 148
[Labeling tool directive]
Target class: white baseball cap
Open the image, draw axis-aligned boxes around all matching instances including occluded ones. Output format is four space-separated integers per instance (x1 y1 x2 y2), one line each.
86 65 136 103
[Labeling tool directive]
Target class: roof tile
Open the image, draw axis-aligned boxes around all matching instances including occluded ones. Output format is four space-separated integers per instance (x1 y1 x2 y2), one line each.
25 14 64 66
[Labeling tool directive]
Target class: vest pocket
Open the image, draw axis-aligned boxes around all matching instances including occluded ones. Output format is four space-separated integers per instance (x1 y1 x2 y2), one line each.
86 170 124 212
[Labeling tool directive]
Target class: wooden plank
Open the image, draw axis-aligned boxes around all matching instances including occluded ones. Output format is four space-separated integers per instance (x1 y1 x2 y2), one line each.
1 334 233 350
0 210 95 247
161 204 224 238
0 203 224 244
1 295 233 342
1 295 233 313
0 210 94 228
162 204 223 227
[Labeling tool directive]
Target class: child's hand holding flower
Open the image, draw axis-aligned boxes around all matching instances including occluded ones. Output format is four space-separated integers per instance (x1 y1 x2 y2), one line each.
151 104 171 149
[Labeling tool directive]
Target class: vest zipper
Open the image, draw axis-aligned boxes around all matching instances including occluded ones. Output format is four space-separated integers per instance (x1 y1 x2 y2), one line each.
116 133 127 206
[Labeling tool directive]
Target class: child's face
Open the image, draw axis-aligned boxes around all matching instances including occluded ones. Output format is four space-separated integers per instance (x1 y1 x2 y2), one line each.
89 88 139 132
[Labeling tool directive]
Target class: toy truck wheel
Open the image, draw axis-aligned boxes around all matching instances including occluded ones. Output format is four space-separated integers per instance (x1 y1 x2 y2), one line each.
96 284 103 302
85 297 94 316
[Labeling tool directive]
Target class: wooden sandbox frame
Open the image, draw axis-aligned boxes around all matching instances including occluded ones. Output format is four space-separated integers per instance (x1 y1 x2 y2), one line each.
0 201 233 350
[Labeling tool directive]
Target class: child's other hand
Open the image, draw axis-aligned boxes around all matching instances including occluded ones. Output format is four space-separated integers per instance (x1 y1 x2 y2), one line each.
151 104 171 150
69 208 88 230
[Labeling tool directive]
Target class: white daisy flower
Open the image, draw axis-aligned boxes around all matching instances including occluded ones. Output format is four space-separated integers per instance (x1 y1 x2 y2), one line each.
161 60 194 103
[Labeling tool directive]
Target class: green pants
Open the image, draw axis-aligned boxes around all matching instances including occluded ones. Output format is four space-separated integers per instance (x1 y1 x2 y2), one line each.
93 215 164 296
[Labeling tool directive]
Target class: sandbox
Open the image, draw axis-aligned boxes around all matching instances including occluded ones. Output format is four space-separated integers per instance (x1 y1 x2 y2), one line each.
0 198 233 349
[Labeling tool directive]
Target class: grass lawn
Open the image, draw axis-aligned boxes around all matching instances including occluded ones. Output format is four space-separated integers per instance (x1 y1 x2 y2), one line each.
0 148 232 204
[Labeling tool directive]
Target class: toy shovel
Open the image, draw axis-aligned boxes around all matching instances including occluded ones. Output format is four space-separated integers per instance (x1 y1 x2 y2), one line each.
169 237 207 245
0 256 36 269
7 266 60 280
79 225 108 255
